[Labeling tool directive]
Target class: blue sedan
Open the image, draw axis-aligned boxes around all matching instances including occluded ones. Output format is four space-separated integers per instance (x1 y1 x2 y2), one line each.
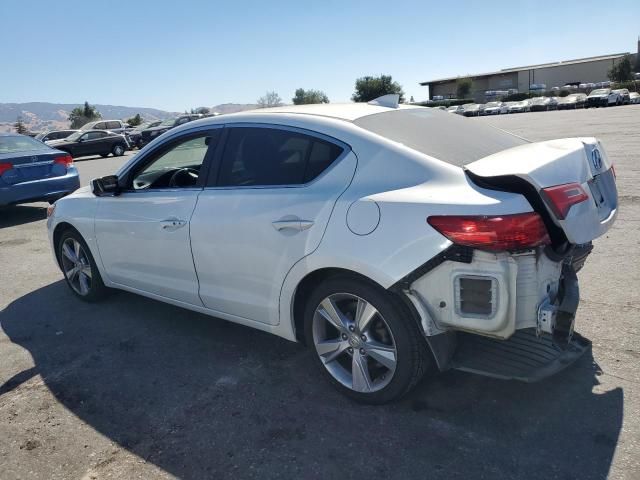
0 133 80 206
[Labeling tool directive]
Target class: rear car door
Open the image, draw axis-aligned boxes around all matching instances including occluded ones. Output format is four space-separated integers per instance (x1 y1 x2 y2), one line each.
190 125 356 325
94 128 221 304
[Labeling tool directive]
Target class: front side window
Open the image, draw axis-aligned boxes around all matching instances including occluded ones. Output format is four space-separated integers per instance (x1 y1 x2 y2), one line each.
217 127 343 187
131 133 216 190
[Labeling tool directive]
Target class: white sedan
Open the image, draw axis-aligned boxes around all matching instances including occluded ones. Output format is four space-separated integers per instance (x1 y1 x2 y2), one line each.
47 96 618 403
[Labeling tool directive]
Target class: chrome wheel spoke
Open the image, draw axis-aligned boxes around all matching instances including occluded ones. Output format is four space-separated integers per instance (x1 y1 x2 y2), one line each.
316 339 348 364
78 272 90 294
65 265 79 282
62 243 77 263
365 341 397 370
80 265 92 279
355 298 378 333
317 298 347 331
73 240 81 260
352 354 373 392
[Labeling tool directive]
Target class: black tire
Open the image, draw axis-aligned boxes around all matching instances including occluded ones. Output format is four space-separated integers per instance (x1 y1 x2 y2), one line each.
58 229 109 302
304 275 431 404
112 143 126 156
100 153 109 158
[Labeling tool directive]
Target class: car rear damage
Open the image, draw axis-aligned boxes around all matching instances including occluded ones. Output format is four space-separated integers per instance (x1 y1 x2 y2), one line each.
394 136 617 381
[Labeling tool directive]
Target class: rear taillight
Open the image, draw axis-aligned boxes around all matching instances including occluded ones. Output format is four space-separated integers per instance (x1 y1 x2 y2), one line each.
54 154 73 168
541 183 589 220
0 162 13 175
427 212 551 252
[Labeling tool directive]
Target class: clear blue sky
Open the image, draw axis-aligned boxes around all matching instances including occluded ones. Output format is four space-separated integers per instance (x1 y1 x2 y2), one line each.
1 0 638 112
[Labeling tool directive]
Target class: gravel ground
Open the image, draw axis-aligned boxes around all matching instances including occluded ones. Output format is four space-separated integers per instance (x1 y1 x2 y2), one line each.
0 106 639 480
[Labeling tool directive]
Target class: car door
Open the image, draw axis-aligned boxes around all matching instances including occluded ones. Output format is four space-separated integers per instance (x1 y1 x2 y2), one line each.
190 125 356 325
74 132 97 156
94 128 221 305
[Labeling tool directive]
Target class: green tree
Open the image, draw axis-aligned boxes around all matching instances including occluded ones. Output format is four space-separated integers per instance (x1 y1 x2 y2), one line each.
14 116 28 135
351 75 404 103
189 107 210 115
410 95 415 103
126 113 143 126
68 101 101 129
257 91 283 108
456 77 473 99
292 88 329 105
608 55 633 83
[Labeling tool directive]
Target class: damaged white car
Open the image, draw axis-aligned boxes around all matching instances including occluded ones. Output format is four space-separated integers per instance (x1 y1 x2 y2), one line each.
47 95 617 403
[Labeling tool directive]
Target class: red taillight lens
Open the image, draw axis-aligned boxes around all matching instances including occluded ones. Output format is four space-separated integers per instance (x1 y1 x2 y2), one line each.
427 212 551 252
0 162 13 175
54 154 73 168
541 183 589 220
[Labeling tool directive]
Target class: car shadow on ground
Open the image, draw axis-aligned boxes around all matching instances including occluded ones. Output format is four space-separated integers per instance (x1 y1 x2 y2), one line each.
0 281 623 480
0 204 47 229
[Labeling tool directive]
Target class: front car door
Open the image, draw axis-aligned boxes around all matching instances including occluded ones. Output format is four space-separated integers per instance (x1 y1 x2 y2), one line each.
190 125 356 325
94 127 221 305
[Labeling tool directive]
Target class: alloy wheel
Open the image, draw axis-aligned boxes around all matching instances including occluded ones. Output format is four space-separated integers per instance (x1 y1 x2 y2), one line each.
312 293 397 393
60 238 92 296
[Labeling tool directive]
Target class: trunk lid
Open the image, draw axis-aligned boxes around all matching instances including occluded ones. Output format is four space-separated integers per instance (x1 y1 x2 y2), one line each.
464 137 617 245
0 149 69 185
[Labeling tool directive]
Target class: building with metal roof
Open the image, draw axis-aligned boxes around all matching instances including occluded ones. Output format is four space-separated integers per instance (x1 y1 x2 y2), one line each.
421 41 639 102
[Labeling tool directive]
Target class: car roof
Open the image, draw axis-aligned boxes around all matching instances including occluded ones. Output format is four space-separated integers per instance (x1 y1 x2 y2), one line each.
235 102 421 121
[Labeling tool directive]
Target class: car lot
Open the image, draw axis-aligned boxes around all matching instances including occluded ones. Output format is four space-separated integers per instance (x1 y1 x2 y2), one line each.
1 106 639 479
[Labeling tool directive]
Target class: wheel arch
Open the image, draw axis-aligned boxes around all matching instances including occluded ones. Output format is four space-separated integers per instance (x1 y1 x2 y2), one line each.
290 267 425 346
52 221 81 269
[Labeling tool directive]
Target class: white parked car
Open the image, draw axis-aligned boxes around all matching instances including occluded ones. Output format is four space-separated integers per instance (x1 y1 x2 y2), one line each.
507 100 530 113
586 88 620 107
482 101 509 115
47 96 618 403
446 105 464 114
629 92 640 104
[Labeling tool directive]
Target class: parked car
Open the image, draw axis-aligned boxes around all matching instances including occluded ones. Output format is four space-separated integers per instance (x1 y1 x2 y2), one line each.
48 99 617 403
461 103 482 117
612 89 630 105
0 133 79 206
139 114 202 146
586 88 619 108
46 130 128 158
507 100 530 113
35 130 79 143
629 92 640 104
126 121 162 149
557 93 588 109
528 96 556 111
446 105 464 114
482 101 508 115
81 119 130 134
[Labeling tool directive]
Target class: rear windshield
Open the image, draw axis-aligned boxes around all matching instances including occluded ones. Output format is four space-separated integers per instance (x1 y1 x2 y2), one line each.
353 108 528 167
0 135 50 154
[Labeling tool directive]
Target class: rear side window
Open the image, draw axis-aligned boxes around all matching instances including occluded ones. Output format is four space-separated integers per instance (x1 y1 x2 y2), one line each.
354 108 528 167
106 121 121 129
93 122 106 130
217 127 343 187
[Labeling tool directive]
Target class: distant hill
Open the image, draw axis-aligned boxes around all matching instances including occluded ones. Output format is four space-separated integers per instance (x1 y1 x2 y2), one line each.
0 101 262 134
0 102 178 133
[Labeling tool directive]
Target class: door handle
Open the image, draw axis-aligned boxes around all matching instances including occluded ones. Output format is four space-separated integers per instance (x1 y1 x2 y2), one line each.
272 219 314 232
160 218 187 231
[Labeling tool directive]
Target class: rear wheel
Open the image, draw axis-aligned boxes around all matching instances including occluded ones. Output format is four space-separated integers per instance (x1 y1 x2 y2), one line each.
58 230 109 302
112 144 126 156
304 276 431 404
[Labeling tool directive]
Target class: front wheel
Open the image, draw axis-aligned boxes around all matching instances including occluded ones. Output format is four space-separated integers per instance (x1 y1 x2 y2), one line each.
112 144 126 156
304 276 431 404
58 230 109 302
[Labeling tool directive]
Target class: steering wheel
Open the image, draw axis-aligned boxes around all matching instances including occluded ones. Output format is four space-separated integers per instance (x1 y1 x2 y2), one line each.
168 168 199 188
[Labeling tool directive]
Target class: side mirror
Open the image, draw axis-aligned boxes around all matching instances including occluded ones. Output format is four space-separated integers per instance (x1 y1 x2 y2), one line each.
91 175 120 197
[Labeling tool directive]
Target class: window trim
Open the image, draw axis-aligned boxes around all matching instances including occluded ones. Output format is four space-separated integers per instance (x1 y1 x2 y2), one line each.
204 123 351 190
118 126 223 193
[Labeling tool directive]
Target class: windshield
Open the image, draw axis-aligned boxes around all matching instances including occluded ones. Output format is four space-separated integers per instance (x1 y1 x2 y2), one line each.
66 131 84 141
590 89 609 95
159 118 176 127
354 108 528 167
0 135 50 154
485 102 500 107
